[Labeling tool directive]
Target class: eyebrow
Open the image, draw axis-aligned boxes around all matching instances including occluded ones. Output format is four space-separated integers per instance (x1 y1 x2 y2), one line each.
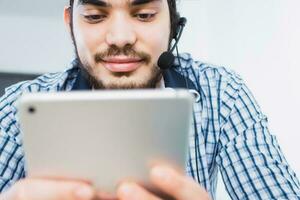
77 0 110 7
77 0 161 7
131 0 162 6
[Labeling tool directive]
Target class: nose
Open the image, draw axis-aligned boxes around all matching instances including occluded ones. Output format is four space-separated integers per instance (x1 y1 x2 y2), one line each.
105 13 137 48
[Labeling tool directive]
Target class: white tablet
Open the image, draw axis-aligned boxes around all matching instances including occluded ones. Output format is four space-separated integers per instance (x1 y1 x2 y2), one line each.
18 89 194 191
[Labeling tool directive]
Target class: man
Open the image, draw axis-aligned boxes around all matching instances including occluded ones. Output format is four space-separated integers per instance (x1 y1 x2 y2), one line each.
0 0 299 199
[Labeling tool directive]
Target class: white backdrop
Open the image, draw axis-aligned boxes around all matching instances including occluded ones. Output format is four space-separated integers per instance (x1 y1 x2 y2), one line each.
178 1 300 199
0 0 299 199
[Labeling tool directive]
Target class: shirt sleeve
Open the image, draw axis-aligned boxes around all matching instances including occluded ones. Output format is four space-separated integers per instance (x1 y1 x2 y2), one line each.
216 73 300 199
0 94 25 193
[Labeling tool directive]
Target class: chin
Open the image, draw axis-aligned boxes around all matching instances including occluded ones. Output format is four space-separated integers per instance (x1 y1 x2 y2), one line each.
91 67 162 89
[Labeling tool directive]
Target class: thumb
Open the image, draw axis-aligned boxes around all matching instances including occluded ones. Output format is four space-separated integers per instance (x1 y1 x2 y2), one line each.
0 179 95 200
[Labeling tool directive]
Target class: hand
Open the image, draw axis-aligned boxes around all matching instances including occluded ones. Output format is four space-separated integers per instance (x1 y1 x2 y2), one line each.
116 165 210 200
0 178 97 200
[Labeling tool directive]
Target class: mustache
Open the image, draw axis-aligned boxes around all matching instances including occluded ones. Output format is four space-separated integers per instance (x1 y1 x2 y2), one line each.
94 45 151 64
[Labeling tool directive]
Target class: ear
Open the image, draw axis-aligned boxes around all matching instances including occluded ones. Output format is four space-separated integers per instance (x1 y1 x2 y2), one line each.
63 6 72 33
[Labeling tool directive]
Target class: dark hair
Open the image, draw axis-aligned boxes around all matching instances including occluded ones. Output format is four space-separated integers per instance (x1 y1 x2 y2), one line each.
167 0 180 39
69 0 179 40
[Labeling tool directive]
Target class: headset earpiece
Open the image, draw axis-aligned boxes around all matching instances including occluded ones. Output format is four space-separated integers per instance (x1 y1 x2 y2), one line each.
173 15 187 40
172 13 181 39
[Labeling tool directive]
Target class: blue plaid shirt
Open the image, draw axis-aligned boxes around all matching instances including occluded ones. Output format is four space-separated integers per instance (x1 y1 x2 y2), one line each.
0 53 299 199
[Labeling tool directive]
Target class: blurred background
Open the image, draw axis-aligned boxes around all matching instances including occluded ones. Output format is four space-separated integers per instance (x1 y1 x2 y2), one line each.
1 0 300 199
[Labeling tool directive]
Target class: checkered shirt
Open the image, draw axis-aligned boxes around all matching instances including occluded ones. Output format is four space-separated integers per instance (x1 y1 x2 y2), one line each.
0 53 299 199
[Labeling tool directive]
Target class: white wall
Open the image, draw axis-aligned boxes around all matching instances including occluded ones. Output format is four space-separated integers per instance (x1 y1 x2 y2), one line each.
0 0 72 73
1 0 299 199
179 0 300 174
178 1 300 199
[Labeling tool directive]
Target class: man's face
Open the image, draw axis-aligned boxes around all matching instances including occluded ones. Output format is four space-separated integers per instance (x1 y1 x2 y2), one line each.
65 0 171 89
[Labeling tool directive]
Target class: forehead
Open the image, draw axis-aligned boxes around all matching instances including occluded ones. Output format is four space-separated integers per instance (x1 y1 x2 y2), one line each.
74 0 164 7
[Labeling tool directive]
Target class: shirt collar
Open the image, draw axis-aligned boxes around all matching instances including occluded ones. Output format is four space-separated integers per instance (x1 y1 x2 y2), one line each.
162 68 197 90
72 67 91 91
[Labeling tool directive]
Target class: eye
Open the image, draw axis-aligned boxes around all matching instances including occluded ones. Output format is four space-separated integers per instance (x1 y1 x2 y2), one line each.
83 14 106 23
135 13 156 22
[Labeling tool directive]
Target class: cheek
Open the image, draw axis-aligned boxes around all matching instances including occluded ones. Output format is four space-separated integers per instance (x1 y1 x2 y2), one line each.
136 21 171 62
143 28 169 49
73 19 105 59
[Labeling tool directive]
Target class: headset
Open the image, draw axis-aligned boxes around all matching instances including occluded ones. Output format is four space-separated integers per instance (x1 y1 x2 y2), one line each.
157 14 187 70
157 13 196 95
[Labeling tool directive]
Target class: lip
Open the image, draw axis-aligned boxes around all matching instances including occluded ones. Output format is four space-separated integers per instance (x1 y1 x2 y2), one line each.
102 57 143 73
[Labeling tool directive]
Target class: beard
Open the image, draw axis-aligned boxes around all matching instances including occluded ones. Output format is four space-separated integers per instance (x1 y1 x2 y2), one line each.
79 44 162 89
70 30 162 89
88 67 162 89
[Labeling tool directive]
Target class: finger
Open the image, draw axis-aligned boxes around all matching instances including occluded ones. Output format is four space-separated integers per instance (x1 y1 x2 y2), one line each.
1 179 95 200
117 182 162 200
150 166 210 200
117 179 175 200
143 185 176 200
148 159 184 175
95 190 117 200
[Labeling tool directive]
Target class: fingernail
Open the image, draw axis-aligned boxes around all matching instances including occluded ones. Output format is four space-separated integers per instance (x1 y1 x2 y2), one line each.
151 166 172 182
118 183 136 199
74 185 94 200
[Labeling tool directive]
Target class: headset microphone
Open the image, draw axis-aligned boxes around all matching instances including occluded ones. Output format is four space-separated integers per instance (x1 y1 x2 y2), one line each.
157 17 187 70
157 52 175 70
